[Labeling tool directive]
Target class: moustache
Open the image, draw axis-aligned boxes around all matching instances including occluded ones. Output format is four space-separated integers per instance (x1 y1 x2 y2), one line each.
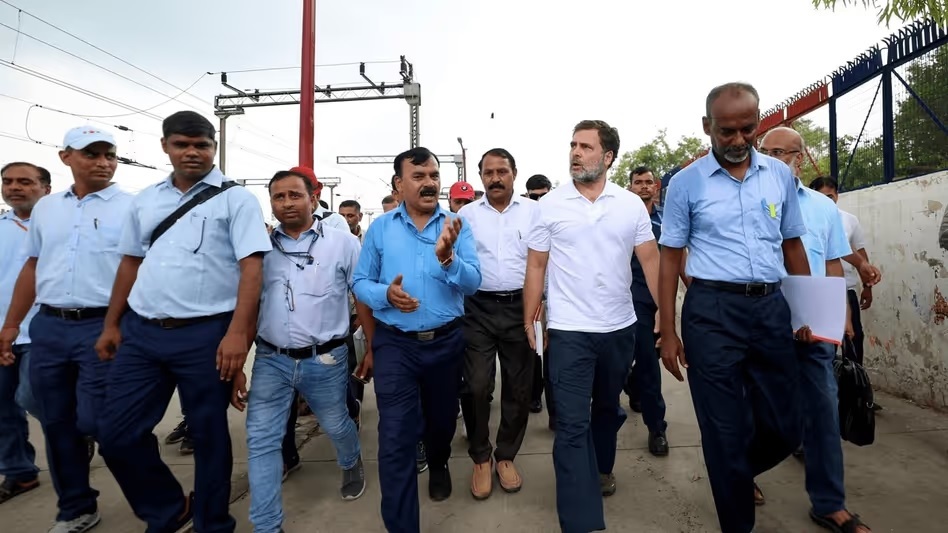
420 188 439 197
488 182 505 190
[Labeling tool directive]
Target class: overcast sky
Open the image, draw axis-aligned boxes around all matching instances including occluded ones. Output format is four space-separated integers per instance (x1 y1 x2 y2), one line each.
0 0 901 220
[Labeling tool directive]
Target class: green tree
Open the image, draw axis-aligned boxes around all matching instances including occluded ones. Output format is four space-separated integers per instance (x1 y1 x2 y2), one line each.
609 129 706 188
789 118 832 183
893 43 948 177
812 0 948 28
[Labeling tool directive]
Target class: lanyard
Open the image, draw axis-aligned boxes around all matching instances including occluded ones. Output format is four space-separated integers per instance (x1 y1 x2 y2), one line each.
12 219 28 232
270 223 322 270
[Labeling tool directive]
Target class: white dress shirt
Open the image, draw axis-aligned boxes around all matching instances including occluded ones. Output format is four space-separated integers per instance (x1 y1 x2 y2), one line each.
458 195 539 292
839 209 866 290
527 180 655 333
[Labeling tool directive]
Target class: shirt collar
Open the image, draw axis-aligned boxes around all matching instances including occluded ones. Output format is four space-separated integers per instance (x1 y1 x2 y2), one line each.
476 193 523 212
562 179 621 200
157 166 226 191
393 201 447 224
64 182 121 200
273 221 322 241
699 148 768 179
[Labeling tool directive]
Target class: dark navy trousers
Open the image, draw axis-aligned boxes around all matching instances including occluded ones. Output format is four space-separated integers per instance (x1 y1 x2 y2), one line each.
623 303 667 433
682 283 802 533
29 311 108 521
373 321 463 533
98 312 235 533
548 324 636 533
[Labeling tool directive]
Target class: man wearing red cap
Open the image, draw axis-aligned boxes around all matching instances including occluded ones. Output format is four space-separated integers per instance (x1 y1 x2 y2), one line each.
448 181 476 214
288 166 348 231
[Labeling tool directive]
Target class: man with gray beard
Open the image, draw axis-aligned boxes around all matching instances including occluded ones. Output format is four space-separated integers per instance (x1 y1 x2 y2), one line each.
523 120 660 532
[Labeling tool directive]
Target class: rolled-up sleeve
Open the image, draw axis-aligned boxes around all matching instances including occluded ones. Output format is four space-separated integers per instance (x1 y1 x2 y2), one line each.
658 176 690 248
352 223 391 311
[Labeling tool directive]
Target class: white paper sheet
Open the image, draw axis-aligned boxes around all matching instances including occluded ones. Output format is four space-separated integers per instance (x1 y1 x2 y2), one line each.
534 320 544 355
780 275 847 345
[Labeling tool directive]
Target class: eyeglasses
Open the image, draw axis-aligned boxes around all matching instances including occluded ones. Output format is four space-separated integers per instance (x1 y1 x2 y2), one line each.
759 148 800 157
284 280 295 312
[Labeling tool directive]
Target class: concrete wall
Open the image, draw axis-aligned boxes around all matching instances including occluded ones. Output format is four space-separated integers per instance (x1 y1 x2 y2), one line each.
838 170 948 409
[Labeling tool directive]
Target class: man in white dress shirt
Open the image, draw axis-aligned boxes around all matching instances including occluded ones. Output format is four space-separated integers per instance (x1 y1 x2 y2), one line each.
457 148 539 500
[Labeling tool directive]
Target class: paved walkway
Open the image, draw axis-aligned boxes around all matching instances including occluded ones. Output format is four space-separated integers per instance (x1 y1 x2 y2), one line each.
3 351 947 532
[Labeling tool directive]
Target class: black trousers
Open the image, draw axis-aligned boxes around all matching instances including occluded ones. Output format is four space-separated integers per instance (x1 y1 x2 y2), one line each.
843 289 865 365
682 283 803 533
460 293 534 463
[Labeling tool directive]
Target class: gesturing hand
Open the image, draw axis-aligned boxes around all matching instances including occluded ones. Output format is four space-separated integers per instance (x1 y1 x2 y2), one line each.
435 217 462 263
386 274 419 313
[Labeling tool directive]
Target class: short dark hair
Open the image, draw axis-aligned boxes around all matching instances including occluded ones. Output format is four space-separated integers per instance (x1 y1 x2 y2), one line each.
339 199 361 211
319 199 329 209
381 195 396 205
477 148 517 174
393 147 440 177
809 176 839 192
162 110 216 140
390 175 398 193
705 82 760 117
525 174 552 190
268 170 315 194
1 162 51 186
630 166 655 180
573 120 620 168
474 190 484 200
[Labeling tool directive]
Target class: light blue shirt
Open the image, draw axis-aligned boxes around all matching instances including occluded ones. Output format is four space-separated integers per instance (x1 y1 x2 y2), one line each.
26 184 134 308
120 168 272 319
0 213 38 344
660 150 807 283
353 202 481 332
796 179 851 277
258 222 361 348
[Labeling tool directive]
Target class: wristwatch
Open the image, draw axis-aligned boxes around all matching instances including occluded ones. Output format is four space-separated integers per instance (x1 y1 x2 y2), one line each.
440 253 454 269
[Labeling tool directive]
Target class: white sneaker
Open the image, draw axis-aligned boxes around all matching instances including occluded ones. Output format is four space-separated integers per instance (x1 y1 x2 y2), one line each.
48 512 101 533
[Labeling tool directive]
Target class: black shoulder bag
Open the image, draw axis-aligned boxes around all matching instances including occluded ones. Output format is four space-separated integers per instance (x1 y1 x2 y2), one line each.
833 338 876 446
149 181 240 246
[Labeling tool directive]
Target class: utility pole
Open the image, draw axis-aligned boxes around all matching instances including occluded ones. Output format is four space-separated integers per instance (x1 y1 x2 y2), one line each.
214 107 245 179
319 176 341 210
456 137 467 182
300 0 315 168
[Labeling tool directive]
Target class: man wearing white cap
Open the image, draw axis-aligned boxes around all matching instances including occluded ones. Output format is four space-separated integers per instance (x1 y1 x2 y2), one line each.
0 125 133 533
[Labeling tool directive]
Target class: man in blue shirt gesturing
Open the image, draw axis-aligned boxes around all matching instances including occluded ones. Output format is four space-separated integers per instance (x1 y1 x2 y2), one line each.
353 147 481 533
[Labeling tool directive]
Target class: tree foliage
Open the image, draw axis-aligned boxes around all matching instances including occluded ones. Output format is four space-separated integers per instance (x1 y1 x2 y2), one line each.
812 0 948 29
893 43 948 176
609 129 706 188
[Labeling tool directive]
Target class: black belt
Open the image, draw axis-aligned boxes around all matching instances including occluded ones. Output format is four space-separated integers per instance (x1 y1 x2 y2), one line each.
40 305 108 321
474 289 522 303
256 337 347 360
144 312 230 330
692 278 781 297
376 317 461 342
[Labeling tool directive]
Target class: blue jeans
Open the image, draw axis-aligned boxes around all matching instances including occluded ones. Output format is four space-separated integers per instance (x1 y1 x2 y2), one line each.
248 341 360 533
0 344 40 482
548 324 636 533
799 341 846 516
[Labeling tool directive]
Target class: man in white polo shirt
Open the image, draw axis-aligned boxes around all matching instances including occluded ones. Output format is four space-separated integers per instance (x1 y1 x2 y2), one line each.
524 119 660 533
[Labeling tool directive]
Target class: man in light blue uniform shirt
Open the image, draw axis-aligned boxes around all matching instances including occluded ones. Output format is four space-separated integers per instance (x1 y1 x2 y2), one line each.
0 126 133 533
760 128 872 533
353 147 481 533
0 162 50 504
657 83 812 533
94 111 271 533
233 169 373 532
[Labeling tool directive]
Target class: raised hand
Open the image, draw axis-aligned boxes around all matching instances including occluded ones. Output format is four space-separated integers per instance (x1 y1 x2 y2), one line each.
435 217 462 263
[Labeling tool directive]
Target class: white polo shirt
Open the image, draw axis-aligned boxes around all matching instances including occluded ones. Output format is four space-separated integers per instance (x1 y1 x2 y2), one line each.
839 209 866 290
527 179 654 333
458 195 539 292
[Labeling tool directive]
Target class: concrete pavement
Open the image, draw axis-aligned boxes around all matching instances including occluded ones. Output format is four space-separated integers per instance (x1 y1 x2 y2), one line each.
3 351 947 532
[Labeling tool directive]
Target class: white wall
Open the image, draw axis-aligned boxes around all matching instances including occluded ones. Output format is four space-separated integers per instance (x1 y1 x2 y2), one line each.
838 170 948 408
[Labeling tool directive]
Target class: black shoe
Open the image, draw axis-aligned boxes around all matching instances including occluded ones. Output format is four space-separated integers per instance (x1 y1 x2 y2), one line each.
648 431 669 457
165 420 189 445
179 436 194 455
0 476 40 503
428 467 452 501
416 442 428 474
86 437 96 463
529 400 543 414
629 400 642 413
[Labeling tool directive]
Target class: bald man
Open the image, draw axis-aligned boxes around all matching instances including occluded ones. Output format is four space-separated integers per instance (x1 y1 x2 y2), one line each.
758 127 874 533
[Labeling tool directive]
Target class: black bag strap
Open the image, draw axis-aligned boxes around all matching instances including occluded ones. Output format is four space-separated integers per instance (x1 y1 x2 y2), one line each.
149 180 240 246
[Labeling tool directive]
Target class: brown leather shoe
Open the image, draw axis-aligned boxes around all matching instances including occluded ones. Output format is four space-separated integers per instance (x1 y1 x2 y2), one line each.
496 460 522 493
471 460 493 500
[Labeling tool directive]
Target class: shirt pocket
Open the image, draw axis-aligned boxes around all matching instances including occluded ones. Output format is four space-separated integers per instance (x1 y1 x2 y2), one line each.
757 200 783 241
166 212 208 253
296 263 338 297
95 222 123 252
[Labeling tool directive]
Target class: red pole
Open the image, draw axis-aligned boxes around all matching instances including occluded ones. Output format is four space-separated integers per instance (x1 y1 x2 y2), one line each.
299 0 315 168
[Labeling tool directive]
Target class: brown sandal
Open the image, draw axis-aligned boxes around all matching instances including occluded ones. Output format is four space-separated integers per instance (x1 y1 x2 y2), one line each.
753 482 765 506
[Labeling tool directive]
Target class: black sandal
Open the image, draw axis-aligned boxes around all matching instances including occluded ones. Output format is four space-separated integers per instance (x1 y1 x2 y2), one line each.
810 509 870 532
0 477 39 503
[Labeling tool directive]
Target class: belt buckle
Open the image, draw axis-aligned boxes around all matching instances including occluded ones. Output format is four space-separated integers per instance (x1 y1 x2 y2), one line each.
745 283 766 297
417 330 435 341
